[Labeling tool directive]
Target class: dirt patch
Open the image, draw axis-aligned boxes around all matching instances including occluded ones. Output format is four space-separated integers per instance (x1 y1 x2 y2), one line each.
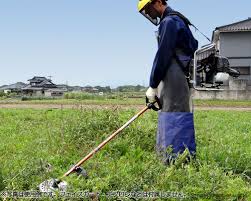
0 103 251 111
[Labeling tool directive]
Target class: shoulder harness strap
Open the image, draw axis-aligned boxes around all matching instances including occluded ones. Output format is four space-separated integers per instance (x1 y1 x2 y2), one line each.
168 11 192 27
168 11 193 87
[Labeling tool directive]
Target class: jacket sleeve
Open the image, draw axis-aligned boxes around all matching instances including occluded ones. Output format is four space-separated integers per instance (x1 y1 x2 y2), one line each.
150 18 178 88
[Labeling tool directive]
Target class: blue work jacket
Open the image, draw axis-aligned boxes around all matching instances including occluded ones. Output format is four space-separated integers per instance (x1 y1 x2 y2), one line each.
150 7 198 88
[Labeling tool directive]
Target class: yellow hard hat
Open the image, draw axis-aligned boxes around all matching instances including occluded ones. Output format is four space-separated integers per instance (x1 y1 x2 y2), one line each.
138 0 152 12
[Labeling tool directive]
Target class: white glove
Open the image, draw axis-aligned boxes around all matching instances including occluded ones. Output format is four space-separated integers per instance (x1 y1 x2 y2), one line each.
146 87 157 102
215 72 230 82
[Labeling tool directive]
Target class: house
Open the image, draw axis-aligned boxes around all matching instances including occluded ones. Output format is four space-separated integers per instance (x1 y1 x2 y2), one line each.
82 85 99 93
22 76 61 97
71 86 83 92
192 18 251 99
44 88 67 97
0 82 27 94
27 76 57 88
212 18 251 88
57 84 69 91
82 85 112 93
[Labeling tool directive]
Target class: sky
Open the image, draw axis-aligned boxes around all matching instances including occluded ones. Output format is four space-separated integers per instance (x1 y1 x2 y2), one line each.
0 1 250 87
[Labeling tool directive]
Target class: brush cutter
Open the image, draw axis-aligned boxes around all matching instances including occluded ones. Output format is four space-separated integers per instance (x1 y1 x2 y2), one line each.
38 99 161 192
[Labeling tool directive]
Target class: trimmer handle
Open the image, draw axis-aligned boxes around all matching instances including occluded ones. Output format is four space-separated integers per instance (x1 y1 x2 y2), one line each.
146 96 162 111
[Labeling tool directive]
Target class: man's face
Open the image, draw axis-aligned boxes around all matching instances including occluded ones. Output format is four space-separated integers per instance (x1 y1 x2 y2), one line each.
139 0 163 26
145 1 161 20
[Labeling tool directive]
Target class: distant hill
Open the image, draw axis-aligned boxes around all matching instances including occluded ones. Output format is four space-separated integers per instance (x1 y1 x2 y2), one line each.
0 82 27 90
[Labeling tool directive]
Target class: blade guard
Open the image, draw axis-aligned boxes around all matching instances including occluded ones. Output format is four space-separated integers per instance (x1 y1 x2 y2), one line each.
38 179 67 193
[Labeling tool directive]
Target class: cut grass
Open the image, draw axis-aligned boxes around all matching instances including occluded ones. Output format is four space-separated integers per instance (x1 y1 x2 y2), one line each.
0 108 250 200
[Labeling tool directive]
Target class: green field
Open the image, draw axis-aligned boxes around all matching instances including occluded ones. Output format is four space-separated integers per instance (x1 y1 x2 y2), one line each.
0 108 250 200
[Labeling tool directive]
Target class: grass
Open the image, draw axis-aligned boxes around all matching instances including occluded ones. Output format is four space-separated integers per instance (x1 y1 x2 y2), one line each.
193 99 251 107
0 108 250 200
1 97 251 108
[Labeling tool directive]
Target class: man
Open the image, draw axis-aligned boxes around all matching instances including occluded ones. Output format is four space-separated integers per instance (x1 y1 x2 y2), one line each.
138 0 198 164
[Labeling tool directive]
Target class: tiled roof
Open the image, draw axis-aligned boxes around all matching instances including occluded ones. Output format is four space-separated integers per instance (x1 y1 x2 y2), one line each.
216 18 251 32
36 80 56 87
28 76 50 83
